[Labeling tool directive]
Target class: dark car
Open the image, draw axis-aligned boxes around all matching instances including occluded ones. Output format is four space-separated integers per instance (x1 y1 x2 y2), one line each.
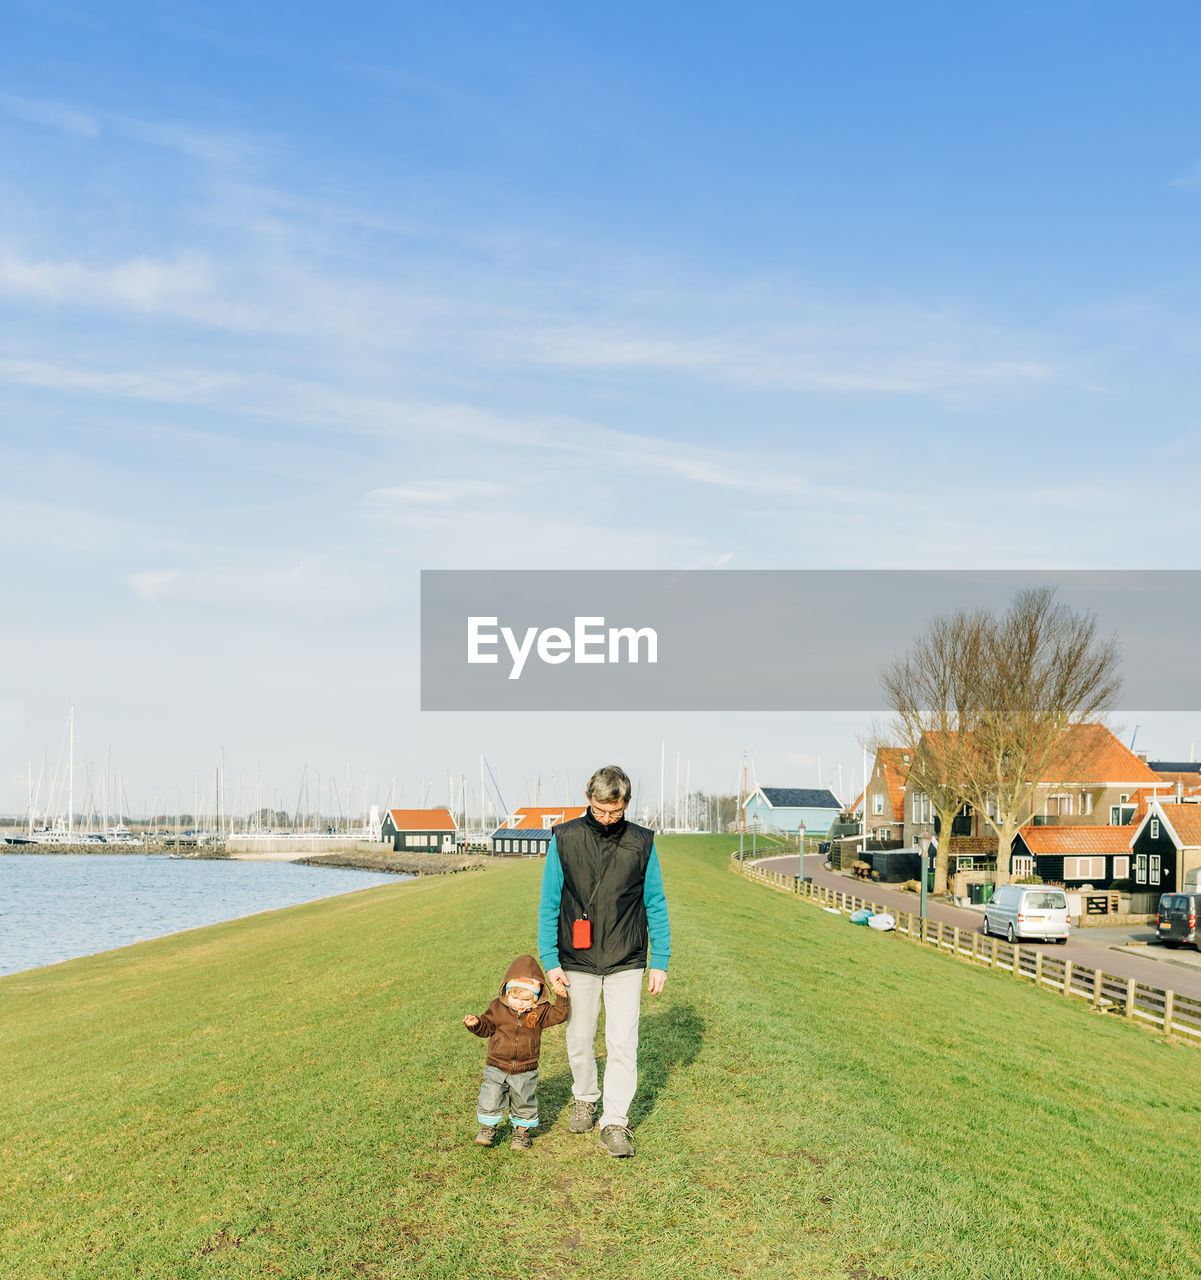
1156 893 1201 949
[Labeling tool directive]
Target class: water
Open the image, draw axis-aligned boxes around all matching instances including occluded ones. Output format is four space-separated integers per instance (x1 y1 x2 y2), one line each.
0 854 408 976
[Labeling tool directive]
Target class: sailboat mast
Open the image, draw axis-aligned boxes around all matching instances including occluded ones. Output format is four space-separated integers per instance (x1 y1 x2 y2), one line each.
68 703 75 838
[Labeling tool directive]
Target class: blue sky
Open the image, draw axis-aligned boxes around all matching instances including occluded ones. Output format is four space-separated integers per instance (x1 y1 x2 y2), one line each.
4 2 1201 821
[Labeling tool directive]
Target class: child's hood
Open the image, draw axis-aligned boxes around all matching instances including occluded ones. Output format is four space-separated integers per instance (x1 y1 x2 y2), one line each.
500 953 550 1003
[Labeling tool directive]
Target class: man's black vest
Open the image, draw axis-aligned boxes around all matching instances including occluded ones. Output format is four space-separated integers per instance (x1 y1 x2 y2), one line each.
554 812 655 976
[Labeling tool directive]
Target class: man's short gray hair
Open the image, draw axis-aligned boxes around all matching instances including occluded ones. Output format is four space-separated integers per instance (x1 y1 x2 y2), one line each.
586 765 632 804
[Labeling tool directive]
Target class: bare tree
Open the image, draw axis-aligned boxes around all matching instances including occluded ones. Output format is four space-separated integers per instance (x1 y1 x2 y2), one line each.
881 587 1122 890
960 587 1122 885
881 608 989 893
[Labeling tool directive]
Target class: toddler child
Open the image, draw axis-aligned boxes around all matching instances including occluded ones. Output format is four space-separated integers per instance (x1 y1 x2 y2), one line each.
463 953 570 1149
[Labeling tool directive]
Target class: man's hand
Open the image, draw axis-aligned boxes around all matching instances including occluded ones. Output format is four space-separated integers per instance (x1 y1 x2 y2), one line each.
546 967 569 995
463 1014 479 1028
647 969 667 996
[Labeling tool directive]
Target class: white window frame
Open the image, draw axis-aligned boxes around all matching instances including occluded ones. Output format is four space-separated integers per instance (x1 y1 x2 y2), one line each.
521 839 529 854
1064 856 1105 880
1047 793 1074 818
1150 854 1161 883
873 793 884 816
1012 855 1033 879
1081 792 1094 815
1151 818 1160 839
1112 855 1130 879
1110 804 1136 826
1136 853 1147 884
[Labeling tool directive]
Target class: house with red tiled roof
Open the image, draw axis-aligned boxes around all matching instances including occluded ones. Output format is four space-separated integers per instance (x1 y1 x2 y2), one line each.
864 746 912 841
381 807 458 853
490 805 587 857
1129 801 1201 898
903 723 1169 854
1011 824 1136 889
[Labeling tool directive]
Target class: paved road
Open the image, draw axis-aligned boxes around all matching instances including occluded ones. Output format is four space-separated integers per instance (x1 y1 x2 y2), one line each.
755 853 1201 1002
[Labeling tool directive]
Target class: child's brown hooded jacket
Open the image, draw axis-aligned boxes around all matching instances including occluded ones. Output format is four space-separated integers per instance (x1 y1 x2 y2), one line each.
466 953 570 1074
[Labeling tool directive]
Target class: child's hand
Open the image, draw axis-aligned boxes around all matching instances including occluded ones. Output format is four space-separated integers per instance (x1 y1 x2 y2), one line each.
463 1015 479 1028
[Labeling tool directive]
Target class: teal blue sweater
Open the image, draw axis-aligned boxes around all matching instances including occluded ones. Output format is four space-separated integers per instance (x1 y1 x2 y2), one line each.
538 834 671 973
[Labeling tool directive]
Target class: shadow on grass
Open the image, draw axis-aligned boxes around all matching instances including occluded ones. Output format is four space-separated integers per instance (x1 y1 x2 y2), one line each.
629 1002 704 1128
537 1003 705 1133
536 1070 577 1132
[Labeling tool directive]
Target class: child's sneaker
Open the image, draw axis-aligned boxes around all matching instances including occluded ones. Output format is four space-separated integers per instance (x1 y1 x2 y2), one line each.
510 1127 532 1150
474 1125 497 1146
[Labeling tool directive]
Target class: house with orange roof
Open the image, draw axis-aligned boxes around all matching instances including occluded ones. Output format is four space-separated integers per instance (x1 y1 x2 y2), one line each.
490 805 587 857
863 746 912 841
903 723 1169 855
381 807 458 853
1010 824 1136 890
1129 800 1201 897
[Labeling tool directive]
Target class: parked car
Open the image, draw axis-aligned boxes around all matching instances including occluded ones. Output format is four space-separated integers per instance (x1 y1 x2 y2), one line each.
981 884 1071 944
1156 892 1201 950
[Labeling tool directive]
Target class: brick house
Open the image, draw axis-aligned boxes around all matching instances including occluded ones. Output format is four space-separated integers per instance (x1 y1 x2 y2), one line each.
902 723 1168 856
863 747 912 841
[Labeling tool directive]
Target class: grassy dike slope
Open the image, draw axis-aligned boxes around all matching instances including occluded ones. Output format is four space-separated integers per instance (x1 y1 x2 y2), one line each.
3 836 1200 1280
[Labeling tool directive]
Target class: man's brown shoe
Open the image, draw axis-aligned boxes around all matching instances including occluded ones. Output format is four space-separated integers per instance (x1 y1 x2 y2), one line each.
568 1099 597 1133
597 1124 635 1158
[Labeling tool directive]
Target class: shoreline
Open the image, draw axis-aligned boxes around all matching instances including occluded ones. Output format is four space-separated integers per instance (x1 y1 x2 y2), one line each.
2 841 496 876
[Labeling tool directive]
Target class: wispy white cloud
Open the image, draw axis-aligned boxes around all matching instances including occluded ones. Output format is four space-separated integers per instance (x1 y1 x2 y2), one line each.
128 569 179 602
0 357 245 402
1 91 98 137
366 480 506 505
1170 159 1201 189
114 113 261 166
0 253 214 311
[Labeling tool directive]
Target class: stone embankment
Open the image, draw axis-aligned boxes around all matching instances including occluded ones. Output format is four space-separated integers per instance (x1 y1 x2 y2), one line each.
296 843 489 876
2 842 152 855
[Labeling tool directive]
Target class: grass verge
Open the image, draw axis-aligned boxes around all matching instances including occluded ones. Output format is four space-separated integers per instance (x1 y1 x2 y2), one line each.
2 835 1198 1279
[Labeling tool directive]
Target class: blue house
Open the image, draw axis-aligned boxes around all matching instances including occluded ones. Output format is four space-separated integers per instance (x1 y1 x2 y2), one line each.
743 786 843 836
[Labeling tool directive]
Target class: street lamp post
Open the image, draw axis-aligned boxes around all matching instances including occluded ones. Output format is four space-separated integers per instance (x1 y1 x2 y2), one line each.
918 831 932 941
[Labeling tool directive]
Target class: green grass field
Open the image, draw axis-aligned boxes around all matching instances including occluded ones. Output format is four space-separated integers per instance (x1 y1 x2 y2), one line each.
3 836 1199 1279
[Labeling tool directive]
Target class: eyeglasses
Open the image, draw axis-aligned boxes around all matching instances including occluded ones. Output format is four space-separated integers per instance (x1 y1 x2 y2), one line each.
589 800 628 824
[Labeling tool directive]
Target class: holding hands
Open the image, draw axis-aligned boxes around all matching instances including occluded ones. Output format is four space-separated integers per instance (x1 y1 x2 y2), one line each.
463 1014 479 1028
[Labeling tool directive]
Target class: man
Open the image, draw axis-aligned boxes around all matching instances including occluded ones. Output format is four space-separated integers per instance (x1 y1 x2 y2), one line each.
538 764 671 1158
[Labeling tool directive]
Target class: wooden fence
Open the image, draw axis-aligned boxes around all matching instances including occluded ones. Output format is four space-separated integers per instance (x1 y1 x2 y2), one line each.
734 854 1201 1047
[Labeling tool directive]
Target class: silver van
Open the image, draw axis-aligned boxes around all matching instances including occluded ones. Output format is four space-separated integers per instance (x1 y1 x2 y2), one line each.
981 884 1071 944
